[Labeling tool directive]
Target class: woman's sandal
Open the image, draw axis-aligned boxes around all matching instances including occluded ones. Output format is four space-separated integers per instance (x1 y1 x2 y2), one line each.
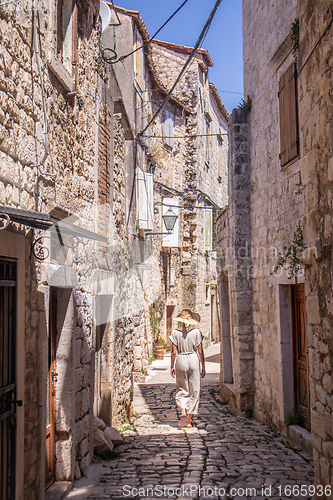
178 415 186 427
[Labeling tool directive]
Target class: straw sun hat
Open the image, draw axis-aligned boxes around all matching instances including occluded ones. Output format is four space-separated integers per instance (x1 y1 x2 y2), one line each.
173 309 201 326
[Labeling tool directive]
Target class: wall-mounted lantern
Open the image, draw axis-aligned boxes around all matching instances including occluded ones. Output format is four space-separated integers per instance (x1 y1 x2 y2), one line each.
145 207 178 238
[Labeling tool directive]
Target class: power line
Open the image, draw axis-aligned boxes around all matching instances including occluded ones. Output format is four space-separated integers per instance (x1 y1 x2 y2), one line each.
103 0 189 64
141 133 228 139
217 90 243 94
137 0 223 141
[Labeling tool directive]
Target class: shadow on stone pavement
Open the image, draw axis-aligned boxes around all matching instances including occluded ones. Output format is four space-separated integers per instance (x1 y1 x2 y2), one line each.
65 344 314 500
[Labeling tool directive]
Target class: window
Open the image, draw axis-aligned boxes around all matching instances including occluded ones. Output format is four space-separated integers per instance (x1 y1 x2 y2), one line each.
205 208 217 252
163 110 174 148
57 0 77 76
278 63 299 167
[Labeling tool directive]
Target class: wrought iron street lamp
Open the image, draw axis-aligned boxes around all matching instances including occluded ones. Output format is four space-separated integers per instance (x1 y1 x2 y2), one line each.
145 207 178 237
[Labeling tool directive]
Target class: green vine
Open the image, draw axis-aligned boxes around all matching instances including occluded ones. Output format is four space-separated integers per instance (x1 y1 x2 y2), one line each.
238 95 252 113
150 305 161 342
271 221 305 279
290 18 299 57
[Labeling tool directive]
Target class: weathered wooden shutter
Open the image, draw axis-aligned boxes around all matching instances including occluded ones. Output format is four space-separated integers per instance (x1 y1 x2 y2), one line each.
278 63 299 167
136 167 154 230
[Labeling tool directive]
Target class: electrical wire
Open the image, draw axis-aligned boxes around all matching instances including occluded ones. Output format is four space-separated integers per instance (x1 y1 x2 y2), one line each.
136 0 222 141
217 89 243 94
141 133 227 139
32 8 56 180
298 14 333 75
126 0 223 227
103 0 189 64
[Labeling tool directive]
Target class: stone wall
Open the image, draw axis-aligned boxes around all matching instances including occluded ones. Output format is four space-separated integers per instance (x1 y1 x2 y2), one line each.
151 42 228 339
242 0 304 428
0 0 107 495
217 109 253 411
298 0 333 489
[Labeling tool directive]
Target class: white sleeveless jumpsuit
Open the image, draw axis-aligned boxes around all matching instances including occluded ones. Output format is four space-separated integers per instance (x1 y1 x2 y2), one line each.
170 327 204 415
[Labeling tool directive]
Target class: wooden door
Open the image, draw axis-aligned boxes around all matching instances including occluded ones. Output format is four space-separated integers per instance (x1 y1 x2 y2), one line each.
46 287 57 488
166 306 175 346
291 284 310 431
0 257 17 500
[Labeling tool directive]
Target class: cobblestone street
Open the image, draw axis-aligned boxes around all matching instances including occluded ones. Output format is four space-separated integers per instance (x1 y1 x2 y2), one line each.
66 345 314 500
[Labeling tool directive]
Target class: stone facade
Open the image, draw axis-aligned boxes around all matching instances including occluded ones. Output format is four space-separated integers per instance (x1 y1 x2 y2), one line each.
110 7 229 350
0 0 149 497
150 41 229 342
217 0 333 492
297 0 333 489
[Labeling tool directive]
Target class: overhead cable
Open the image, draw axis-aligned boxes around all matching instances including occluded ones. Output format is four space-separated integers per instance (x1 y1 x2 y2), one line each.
141 133 227 139
103 0 188 64
136 0 223 141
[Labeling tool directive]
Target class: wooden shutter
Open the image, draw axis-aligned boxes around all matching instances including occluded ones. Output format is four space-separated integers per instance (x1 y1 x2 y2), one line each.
136 168 154 230
278 63 299 167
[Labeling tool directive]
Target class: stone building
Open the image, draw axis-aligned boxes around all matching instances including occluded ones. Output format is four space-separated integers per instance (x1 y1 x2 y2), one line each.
150 40 229 344
109 4 229 346
0 0 147 497
217 0 333 491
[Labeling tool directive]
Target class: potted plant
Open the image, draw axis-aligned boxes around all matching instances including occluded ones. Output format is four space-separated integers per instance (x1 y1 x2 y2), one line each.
150 306 164 360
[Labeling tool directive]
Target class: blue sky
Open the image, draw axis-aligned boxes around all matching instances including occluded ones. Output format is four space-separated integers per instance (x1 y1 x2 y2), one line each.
112 0 243 113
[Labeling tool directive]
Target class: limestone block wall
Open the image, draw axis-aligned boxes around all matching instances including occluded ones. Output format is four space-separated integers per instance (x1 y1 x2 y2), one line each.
151 43 198 109
243 0 305 427
151 43 228 338
298 0 333 488
0 0 106 495
217 109 253 411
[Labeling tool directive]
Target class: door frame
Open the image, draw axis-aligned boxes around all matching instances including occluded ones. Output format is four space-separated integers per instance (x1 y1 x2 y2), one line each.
291 283 310 431
0 232 25 500
45 287 57 488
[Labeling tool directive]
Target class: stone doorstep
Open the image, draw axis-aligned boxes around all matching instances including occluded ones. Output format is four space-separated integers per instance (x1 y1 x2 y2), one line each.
285 424 313 457
45 481 73 500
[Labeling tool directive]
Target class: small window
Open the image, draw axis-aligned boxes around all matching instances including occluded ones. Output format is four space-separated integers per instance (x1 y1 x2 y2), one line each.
278 63 299 167
57 0 76 75
163 110 174 148
205 208 217 252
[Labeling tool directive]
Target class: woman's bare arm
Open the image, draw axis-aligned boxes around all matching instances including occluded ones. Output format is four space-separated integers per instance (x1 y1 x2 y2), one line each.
171 343 177 378
197 343 206 378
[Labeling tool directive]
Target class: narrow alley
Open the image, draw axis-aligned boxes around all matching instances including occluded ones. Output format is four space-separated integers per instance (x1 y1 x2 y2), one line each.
65 345 314 500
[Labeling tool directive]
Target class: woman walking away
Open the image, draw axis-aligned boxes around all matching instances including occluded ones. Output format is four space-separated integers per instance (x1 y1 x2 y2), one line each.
170 309 206 428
